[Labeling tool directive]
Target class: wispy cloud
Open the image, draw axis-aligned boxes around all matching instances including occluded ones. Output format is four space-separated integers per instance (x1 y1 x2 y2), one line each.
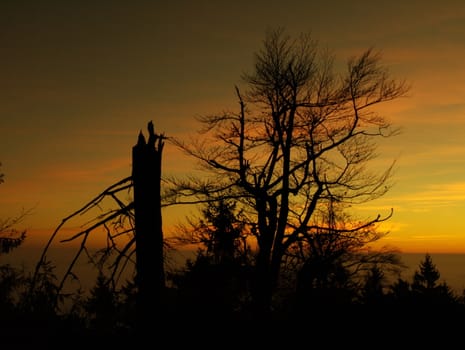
381 181 465 213
43 157 130 184
394 144 465 168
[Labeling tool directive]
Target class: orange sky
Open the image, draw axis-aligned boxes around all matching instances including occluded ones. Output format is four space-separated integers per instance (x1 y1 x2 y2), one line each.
1 0 465 257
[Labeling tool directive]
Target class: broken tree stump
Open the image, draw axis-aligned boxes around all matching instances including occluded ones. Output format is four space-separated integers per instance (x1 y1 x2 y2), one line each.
132 121 165 327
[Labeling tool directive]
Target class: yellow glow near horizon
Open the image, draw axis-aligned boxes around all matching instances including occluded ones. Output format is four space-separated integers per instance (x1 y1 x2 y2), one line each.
2 1 465 257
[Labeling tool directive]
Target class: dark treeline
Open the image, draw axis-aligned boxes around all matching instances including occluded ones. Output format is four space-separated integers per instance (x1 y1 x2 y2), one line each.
1 201 465 343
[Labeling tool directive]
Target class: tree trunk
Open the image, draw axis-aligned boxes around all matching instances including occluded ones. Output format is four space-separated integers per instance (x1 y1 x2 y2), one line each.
252 247 273 318
132 121 165 330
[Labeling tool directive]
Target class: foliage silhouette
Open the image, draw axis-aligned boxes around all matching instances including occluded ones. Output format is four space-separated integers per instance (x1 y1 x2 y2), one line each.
169 199 254 319
286 199 405 314
0 163 29 255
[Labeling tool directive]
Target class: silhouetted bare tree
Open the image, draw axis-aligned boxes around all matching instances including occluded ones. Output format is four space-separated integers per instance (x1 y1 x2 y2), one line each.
167 27 409 316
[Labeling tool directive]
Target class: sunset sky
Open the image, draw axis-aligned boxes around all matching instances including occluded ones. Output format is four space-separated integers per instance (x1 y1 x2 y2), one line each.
1 0 465 256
